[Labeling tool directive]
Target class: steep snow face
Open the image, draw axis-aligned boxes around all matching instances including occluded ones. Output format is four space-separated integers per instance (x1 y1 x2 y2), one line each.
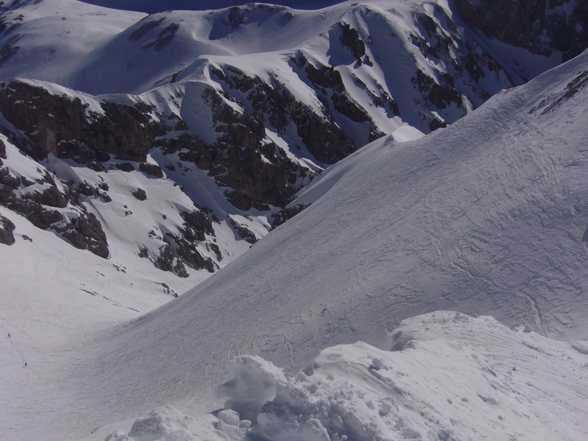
7 48 584 441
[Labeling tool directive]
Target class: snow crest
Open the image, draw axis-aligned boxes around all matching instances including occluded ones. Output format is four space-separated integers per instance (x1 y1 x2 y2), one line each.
107 312 588 441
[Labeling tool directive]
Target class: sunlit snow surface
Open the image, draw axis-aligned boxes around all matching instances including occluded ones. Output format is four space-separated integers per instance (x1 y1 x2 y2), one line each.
1 44 587 441
107 312 588 441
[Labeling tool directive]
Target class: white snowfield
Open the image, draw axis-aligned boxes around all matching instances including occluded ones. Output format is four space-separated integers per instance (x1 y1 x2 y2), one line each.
1 46 587 441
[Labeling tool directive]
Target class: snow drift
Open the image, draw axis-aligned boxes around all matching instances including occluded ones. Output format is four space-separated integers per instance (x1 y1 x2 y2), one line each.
108 312 588 441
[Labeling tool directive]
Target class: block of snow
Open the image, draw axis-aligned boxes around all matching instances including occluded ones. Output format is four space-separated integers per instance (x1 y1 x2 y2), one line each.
127 405 192 441
217 409 240 426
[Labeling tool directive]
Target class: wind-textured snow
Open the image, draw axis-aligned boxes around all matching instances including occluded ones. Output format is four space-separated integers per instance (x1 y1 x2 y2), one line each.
2 45 586 441
107 312 588 441
1 0 588 439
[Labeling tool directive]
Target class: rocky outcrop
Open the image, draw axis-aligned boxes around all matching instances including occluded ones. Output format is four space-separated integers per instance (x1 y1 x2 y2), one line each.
271 204 309 230
0 81 164 163
155 244 189 278
214 60 360 170
0 214 15 245
56 212 109 258
291 102 356 164
136 206 216 277
168 85 303 211
0 138 5 162
455 0 588 63
181 209 214 241
338 22 366 62
0 154 109 257
291 53 384 149
132 188 147 201
138 162 164 178
228 216 258 244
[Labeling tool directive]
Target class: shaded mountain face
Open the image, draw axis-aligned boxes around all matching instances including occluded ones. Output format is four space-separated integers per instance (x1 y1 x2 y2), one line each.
0 0 584 282
455 0 588 63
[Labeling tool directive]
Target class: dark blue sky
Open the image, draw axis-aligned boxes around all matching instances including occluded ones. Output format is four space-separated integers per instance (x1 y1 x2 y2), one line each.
80 0 344 13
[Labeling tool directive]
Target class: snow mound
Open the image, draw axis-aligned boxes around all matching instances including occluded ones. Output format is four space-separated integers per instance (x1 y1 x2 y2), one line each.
111 311 588 441
218 355 286 423
127 405 193 441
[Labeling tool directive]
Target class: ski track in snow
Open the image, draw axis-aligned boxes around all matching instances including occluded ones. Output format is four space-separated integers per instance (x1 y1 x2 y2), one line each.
0 1 588 440
2 48 586 441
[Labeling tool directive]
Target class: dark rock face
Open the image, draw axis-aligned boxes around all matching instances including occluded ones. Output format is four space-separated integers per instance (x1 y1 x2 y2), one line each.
57 212 110 258
0 81 163 163
402 4 510 129
155 244 189 278
152 222 216 276
228 7 245 29
137 207 216 277
143 22 179 51
0 160 109 257
339 22 366 61
455 0 588 62
229 217 257 244
170 233 215 273
132 188 147 201
138 162 164 178
0 214 15 245
291 53 384 152
216 62 362 161
169 85 303 211
181 209 214 241
271 204 309 230
128 17 165 42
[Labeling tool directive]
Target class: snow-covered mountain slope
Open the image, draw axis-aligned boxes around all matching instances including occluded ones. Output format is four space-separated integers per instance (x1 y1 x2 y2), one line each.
0 0 144 86
454 0 588 65
3 45 586 441
2 0 579 289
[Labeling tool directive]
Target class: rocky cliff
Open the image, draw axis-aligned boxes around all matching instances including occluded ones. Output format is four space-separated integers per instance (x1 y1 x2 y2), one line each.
0 0 584 281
